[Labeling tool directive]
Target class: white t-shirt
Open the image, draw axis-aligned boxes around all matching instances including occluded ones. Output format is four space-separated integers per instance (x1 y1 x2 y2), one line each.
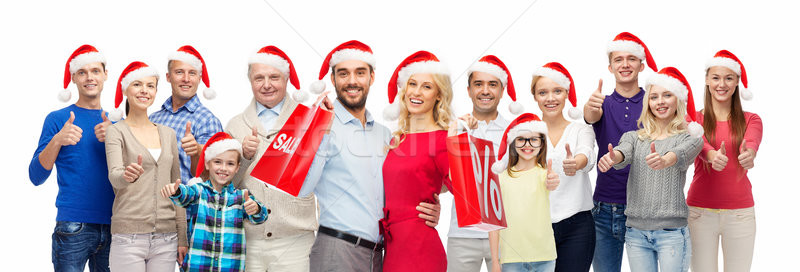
547 121 596 223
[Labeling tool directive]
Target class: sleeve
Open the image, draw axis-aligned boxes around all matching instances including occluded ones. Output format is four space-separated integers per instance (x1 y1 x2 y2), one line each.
574 124 597 173
670 133 704 170
744 113 763 152
297 134 331 197
170 184 202 207
196 114 224 145
246 192 269 224
105 125 130 189
435 137 453 192
28 113 59 186
613 131 636 170
170 132 188 247
171 132 181 186
697 134 717 163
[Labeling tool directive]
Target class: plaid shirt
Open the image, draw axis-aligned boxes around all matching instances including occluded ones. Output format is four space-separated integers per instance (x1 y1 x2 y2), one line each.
171 180 268 272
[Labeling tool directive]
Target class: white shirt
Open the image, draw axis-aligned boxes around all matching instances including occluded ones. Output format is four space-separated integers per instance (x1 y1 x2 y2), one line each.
547 121 596 223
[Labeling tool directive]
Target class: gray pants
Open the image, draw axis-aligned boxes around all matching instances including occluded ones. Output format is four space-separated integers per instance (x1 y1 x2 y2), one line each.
446 237 492 272
309 232 383 272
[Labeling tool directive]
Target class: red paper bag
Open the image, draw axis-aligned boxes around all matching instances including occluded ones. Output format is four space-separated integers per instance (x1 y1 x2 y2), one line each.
250 103 333 197
446 132 507 231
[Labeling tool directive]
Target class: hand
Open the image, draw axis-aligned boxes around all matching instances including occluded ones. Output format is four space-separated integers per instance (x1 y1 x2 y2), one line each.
161 179 182 198
562 143 577 176
243 189 260 215
458 114 479 130
586 79 604 113
546 159 560 191
177 246 188 264
738 139 755 170
181 121 200 157
242 126 260 160
447 120 459 137
417 193 441 228
314 91 334 111
645 143 667 170
124 155 145 183
710 141 728 171
55 111 83 146
94 111 111 142
597 143 619 173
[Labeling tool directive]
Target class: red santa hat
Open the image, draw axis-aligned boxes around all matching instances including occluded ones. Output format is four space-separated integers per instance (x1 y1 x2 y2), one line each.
705 50 751 100
531 62 582 119
61 44 107 102
491 113 548 174
467 55 523 115
384 50 450 121
248 45 307 103
110 61 159 121
188 131 243 185
606 32 658 72
311 40 377 94
168 45 215 100
645 67 703 137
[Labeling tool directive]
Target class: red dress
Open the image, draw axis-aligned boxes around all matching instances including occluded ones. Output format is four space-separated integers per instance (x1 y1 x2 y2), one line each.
381 130 451 272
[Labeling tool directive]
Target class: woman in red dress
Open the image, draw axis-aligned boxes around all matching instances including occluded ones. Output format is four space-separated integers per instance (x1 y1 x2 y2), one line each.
380 51 454 272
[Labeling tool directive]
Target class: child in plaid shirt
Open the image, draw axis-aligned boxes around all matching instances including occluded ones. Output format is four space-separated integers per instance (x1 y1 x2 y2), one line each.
161 132 267 272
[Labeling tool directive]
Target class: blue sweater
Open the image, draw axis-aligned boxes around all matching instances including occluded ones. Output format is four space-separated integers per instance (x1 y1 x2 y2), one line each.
28 104 115 224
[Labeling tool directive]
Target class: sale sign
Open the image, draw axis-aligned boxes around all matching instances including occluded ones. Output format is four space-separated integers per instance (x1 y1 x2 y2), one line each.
250 103 333 197
446 132 507 231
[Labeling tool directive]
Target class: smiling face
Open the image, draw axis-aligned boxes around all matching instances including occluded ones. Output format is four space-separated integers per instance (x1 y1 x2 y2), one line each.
513 131 543 162
532 76 568 119
404 73 441 117
166 60 201 102
124 76 158 112
468 71 504 115
71 62 108 99
647 85 678 121
331 59 374 111
705 66 739 104
206 150 241 186
249 63 288 108
608 51 645 84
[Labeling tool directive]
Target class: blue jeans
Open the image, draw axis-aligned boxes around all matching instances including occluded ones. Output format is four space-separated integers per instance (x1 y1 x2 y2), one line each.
552 211 595 272
52 221 111 272
625 226 691 272
502 260 555 272
591 201 626 272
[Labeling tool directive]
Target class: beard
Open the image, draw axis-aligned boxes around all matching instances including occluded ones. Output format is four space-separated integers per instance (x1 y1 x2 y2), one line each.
335 84 368 110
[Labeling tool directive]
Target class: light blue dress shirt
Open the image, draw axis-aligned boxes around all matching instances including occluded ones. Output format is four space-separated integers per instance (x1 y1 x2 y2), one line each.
256 98 285 131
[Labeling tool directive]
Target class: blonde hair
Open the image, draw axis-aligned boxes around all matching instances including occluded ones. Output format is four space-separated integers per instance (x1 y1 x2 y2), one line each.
636 85 687 140
390 73 454 149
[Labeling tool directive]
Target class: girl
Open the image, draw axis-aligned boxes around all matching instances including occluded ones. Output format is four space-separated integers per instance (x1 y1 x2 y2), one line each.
597 67 703 272
489 113 560 272
687 50 761 272
531 62 596 272
105 61 187 271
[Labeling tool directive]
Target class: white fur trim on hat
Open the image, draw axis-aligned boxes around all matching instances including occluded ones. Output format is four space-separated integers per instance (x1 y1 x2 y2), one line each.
330 48 376 69
506 121 548 143
168 51 203 72
606 40 645 60
248 53 290 75
204 139 243 163
467 62 508 86
69 52 106 74
121 67 160 91
705 57 741 75
532 67 571 90
646 73 689 102
396 61 450 89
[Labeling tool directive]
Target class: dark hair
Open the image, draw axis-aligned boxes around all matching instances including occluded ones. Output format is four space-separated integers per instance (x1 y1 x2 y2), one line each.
506 134 548 177
330 63 374 76
702 73 746 167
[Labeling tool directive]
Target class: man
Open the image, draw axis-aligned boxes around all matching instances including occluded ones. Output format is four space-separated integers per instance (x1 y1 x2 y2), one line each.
29 44 114 272
300 40 441 272
447 55 519 272
582 32 658 272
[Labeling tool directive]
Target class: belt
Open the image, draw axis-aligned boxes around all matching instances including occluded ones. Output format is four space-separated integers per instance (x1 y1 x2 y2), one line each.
318 226 383 252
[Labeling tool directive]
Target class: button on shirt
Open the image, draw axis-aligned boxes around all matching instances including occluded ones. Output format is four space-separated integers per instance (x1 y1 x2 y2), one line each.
299 99 391 243
256 99 285 133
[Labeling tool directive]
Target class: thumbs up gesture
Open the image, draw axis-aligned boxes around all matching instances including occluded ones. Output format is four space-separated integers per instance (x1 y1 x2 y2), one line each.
645 142 668 170
738 139 755 170
161 179 182 198
598 143 621 173
545 159 560 191
123 155 145 183
562 143 578 176
710 141 729 171
586 79 605 113
242 126 260 160
181 121 200 157
242 189 260 215
55 111 83 146
94 111 111 142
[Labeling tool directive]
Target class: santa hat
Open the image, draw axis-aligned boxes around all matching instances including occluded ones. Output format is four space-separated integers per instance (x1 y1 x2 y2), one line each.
705 50 751 100
531 62 582 119
384 50 450 121
248 45 307 103
491 113 548 174
188 132 243 185
61 44 107 102
168 45 215 100
110 61 159 121
645 67 703 137
467 55 523 115
606 32 658 72
311 40 377 95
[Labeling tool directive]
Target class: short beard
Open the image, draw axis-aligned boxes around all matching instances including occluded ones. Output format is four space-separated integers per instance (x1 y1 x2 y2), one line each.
335 85 368 110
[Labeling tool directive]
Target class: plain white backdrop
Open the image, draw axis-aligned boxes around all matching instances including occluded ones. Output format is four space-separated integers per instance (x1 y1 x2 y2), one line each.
2 0 797 271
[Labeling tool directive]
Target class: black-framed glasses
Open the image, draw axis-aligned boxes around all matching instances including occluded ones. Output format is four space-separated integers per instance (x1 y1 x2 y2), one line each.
514 136 543 148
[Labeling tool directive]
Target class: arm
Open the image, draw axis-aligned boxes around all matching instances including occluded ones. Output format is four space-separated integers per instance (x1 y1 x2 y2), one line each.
574 123 597 173
612 131 636 170
168 183 202 207
667 134 704 170
297 134 330 197
489 230 502 272
583 79 605 124
171 134 188 248
738 113 763 170
244 190 268 224
29 114 61 185
105 126 132 189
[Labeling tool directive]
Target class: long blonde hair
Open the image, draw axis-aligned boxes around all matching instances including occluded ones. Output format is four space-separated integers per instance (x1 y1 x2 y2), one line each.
389 73 454 149
636 85 687 140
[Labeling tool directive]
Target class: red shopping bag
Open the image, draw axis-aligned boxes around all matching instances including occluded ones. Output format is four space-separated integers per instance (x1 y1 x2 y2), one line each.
446 132 507 231
250 103 333 197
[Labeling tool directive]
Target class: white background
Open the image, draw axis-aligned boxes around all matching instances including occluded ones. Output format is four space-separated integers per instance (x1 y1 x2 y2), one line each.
2 0 797 271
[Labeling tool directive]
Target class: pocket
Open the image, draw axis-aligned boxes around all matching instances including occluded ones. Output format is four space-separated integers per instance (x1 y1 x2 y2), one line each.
111 234 134 245
688 207 702 221
734 208 755 222
54 221 84 236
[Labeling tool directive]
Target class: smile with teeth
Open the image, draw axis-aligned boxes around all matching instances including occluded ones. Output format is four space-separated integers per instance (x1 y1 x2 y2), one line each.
544 103 558 109
84 84 97 88
478 97 493 102
715 89 729 95
620 71 632 76
180 85 192 90
655 106 669 114
136 95 150 102
409 98 423 105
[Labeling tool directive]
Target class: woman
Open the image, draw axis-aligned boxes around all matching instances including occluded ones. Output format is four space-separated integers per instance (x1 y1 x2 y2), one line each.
381 51 454 272
105 61 187 272
531 62 596 272
687 50 761 272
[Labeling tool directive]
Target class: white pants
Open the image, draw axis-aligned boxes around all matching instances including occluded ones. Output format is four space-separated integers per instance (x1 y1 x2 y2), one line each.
109 233 177 272
245 232 315 272
446 237 492 272
688 206 756 272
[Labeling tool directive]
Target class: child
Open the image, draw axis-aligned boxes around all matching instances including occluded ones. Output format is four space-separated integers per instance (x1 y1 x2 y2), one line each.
597 67 703 272
161 132 268 272
489 113 560 272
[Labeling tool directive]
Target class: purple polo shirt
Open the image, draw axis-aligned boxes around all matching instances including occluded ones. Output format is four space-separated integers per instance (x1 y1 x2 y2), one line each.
590 88 644 204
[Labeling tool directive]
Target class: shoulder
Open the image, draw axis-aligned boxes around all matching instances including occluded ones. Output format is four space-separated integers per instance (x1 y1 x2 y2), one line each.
744 111 761 122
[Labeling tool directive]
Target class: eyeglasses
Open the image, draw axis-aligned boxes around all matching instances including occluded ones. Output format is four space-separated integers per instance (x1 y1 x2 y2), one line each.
514 136 543 148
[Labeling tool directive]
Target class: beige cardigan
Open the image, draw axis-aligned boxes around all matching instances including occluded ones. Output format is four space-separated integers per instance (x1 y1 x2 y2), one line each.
226 97 318 240
105 120 188 246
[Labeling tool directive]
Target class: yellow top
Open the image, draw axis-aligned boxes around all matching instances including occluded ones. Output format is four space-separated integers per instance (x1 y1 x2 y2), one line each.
498 166 557 263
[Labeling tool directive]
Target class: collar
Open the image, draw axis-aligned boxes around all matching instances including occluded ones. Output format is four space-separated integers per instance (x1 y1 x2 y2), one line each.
611 87 645 103
256 98 285 116
333 99 373 126
161 95 201 113
199 179 237 194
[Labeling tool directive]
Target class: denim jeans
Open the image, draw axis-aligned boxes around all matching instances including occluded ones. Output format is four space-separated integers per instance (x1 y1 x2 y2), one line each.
552 211 595 272
52 221 111 272
625 226 691 272
502 260 555 272
591 201 626 272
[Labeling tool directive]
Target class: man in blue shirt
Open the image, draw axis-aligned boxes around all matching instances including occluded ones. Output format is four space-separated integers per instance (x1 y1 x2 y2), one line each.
29 44 115 272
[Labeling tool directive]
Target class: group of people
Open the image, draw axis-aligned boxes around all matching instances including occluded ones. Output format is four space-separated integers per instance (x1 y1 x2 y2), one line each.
30 32 761 272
